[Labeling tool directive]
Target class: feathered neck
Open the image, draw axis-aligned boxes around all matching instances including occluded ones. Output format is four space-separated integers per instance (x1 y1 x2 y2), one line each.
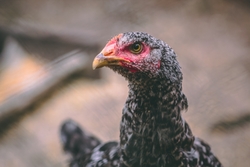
119 75 194 166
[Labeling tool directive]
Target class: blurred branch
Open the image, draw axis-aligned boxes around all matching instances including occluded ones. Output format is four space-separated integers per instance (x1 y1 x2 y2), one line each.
0 50 90 124
210 111 250 134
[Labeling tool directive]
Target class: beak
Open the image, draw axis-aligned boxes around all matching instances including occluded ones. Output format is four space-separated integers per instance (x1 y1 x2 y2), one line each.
92 44 129 70
92 53 128 69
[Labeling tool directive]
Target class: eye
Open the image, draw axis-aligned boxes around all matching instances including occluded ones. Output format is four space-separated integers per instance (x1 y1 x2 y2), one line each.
129 42 143 54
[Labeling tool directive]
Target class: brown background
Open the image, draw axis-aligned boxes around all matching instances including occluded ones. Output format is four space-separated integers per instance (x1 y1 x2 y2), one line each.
0 1 250 167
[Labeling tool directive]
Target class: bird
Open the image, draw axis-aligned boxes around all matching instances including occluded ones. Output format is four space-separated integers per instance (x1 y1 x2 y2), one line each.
60 32 223 167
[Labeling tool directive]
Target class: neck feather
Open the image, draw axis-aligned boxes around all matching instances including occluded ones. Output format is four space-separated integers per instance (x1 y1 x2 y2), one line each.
120 76 194 166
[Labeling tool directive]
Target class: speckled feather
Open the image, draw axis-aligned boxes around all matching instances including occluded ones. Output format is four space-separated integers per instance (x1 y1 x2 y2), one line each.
60 32 222 167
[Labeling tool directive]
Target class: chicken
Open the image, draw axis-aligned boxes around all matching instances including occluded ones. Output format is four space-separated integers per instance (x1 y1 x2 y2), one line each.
60 32 222 167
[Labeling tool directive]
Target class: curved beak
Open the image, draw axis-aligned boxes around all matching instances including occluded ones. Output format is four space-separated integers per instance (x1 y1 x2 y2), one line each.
92 53 128 69
92 41 129 69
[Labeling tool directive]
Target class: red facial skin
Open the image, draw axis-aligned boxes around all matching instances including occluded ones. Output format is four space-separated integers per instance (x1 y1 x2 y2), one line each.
102 35 159 73
102 34 160 73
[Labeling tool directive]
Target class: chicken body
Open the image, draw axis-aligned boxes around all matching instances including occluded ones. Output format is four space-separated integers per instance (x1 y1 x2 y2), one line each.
60 32 222 167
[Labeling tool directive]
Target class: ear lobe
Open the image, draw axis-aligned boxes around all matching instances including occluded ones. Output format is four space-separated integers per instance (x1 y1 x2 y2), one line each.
157 61 161 69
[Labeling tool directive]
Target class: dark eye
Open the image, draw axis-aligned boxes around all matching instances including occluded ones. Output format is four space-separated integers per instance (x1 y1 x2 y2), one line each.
129 42 143 54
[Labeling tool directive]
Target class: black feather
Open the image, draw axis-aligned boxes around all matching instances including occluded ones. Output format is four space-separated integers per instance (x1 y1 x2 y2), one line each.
60 32 223 167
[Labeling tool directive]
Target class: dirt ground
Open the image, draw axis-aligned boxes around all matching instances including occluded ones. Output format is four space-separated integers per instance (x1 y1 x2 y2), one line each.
0 1 250 167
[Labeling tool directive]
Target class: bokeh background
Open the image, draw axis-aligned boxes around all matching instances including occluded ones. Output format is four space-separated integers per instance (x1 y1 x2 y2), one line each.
0 0 250 166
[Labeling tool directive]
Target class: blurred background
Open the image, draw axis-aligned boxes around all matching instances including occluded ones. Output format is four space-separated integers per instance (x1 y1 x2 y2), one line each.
0 0 250 166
